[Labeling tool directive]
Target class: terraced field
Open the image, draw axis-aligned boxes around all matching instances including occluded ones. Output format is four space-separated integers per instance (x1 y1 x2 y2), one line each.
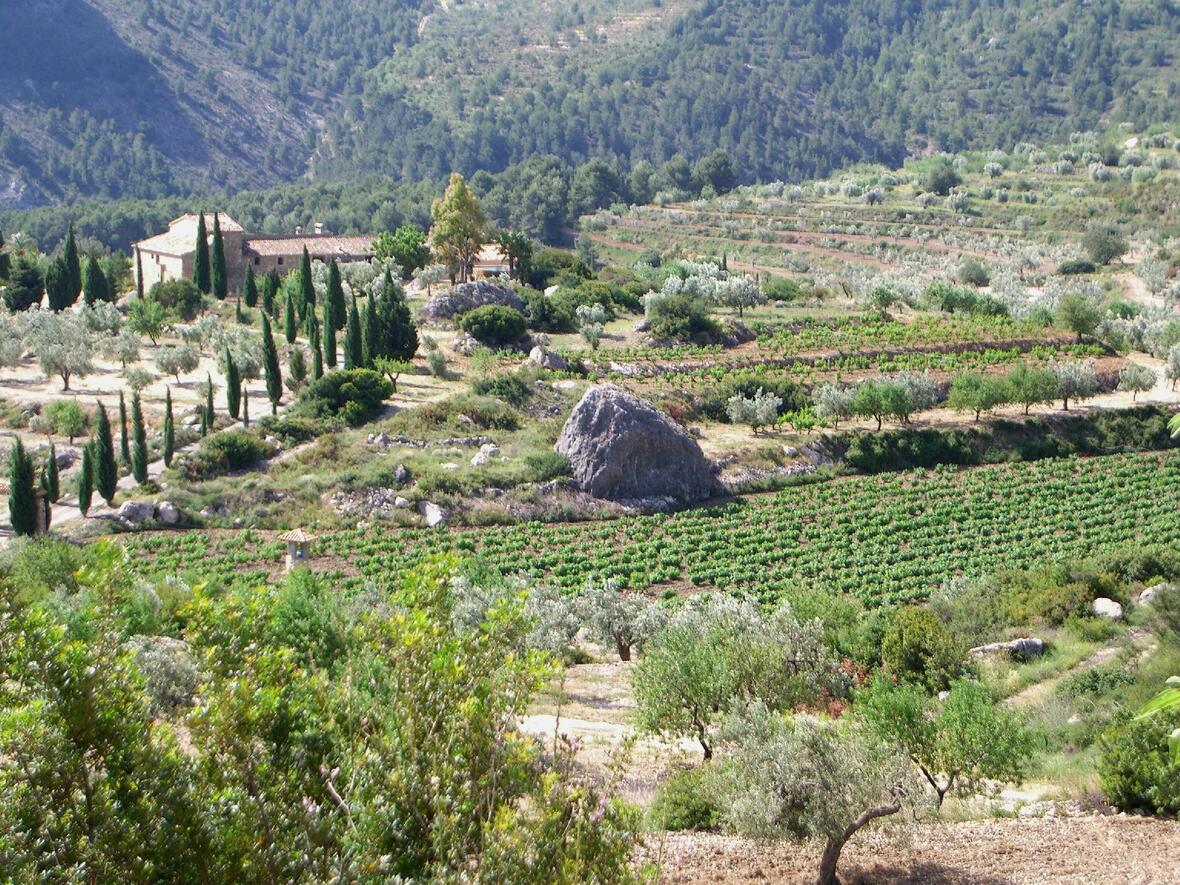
124 449 1180 607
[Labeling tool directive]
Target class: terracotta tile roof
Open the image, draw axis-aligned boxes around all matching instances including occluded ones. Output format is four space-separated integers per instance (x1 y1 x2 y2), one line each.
244 235 376 258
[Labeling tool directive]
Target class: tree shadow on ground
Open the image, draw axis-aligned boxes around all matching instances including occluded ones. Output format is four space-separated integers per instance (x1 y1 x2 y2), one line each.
846 861 1012 885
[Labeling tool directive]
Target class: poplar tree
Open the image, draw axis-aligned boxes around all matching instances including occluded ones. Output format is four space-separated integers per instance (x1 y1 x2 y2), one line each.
44 442 60 502
224 348 241 419
118 391 131 465
194 213 211 294
63 224 82 303
130 392 148 484
211 213 228 301
323 306 337 369
77 442 94 516
82 255 110 306
261 313 282 414
7 438 36 537
243 264 258 308
327 258 346 330
345 296 364 369
284 292 297 344
94 404 118 506
163 387 175 467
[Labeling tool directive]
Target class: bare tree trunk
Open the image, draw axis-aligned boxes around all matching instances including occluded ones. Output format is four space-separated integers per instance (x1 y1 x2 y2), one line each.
816 803 902 885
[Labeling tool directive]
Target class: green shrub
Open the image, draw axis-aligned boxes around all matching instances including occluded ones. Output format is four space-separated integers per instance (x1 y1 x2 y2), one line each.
295 369 393 426
1099 708 1180 815
880 606 962 692
522 450 569 482
0 537 84 601
183 430 273 479
268 568 348 670
523 288 574 332
460 305 527 345
698 373 806 422
1058 665 1136 699
147 278 204 320
472 372 533 407
648 294 719 343
649 766 722 831
257 413 328 446
1058 259 1097 276
1064 614 1120 643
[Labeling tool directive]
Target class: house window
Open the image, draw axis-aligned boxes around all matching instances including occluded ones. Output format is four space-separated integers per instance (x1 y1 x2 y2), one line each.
254 256 260 265
277 257 284 266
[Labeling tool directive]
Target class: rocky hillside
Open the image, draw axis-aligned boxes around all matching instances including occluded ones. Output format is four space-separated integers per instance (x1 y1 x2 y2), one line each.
1 0 1178 208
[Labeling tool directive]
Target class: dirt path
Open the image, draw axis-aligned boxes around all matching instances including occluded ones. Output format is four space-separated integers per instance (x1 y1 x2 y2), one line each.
1006 628 1154 708
648 815 1180 884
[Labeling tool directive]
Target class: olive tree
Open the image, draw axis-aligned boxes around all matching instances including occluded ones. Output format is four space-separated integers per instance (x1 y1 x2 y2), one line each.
713 274 765 317
22 309 95 390
1117 363 1157 401
1054 291 1104 343
633 595 844 759
812 382 855 429
575 302 607 351
718 706 929 885
857 677 1034 807
155 344 201 383
577 577 667 661
947 371 1010 422
1054 359 1099 410
1166 344 1180 391
726 387 782 434
1005 363 1058 414
100 327 141 369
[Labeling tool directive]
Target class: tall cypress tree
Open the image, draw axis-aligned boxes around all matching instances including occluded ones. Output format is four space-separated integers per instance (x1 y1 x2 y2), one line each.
44 442 60 503
130 391 148 484
263 270 279 317
323 306 337 369
363 291 379 367
224 349 241 420
284 292 297 344
241 386 250 428
312 334 324 380
261 314 282 414
45 258 72 311
163 387 175 467
63 224 82 304
135 246 145 298
82 255 110 306
202 373 215 436
211 213 228 301
376 271 419 361
77 442 94 516
299 246 315 317
94 404 118 506
243 264 258 308
345 296 364 369
7 438 36 537
327 258 346 330
118 391 131 465
0 230 10 282
194 213 211 294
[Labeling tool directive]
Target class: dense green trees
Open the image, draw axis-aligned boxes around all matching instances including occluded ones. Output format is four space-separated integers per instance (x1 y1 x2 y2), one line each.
372 225 430 277
82 254 111 305
430 173 487 283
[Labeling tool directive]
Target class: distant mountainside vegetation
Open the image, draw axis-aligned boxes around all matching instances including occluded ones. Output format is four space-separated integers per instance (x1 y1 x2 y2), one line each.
0 0 1177 245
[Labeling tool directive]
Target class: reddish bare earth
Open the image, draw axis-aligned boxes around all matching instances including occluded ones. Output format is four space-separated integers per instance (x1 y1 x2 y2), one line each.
647 816 1180 884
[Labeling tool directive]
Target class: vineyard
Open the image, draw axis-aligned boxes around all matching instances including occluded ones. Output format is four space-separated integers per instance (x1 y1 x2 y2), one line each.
124 450 1180 607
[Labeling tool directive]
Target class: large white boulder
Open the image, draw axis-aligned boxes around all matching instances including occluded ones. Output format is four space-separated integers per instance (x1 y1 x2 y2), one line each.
1092 597 1124 620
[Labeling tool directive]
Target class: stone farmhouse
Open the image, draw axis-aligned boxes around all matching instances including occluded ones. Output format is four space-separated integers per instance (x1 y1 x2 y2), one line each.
133 214 377 291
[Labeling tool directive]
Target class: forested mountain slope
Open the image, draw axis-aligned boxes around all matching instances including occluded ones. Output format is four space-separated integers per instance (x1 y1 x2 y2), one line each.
0 0 1177 209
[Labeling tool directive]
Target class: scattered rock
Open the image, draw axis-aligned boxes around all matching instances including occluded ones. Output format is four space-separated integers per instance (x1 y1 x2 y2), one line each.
633 318 651 333
471 443 500 467
419 501 448 527
451 332 479 355
394 496 411 509
182 414 201 428
420 280 524 322
968 637 1046 660
527 346 569 371
116 501 156 525
156 501 180 525
1092 597 1124 620
441 462 460 471
54 447 79 470
555 385 721 502
394 463 410 484
1139 583 1169 605
456 414 475 427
